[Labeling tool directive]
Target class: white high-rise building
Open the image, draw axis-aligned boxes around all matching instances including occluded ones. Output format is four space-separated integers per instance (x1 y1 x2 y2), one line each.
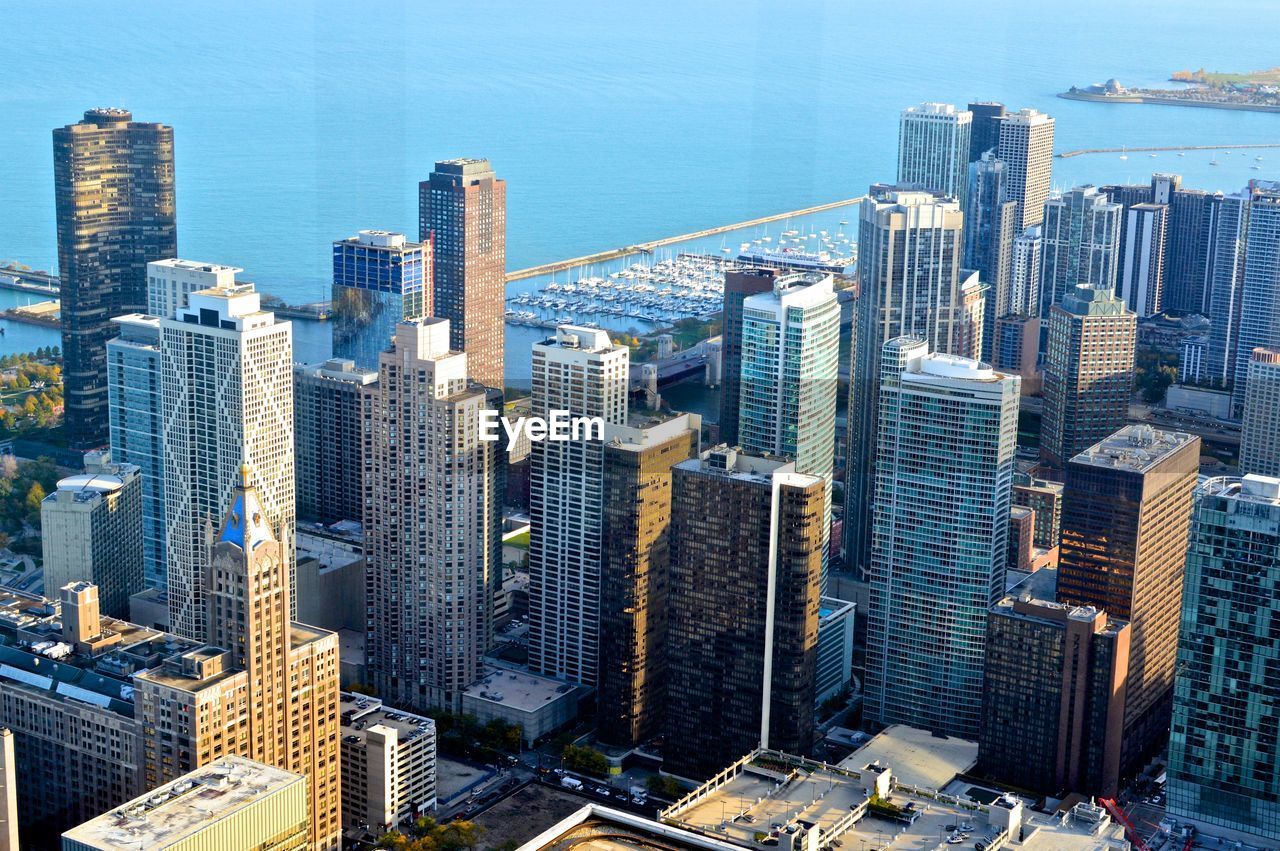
107 313 166 592
738 272 840 565
997 108 1056 232
864 337 1019 740
1009 226 1043 316
364 319 501 712
528 325 628 686
146 258 241 320
1231 183 1280 414
1240 347 1280 478
897 102 973 204
161 282 295 640
1120 202 1169 318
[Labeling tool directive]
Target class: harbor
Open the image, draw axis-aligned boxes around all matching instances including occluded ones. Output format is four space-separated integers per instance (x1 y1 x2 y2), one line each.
1058 142 1280 159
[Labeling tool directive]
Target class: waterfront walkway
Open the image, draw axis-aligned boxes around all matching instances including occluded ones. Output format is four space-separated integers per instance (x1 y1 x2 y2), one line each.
1058 142 1280 158
505 196 868 282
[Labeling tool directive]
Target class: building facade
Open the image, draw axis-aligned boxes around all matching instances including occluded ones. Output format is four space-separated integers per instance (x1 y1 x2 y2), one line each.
419 159 506 389
1168 475 1280 845
1230 181 1280 414
1039 186 1123 319
1057 425 1200 774
161 283 295 640
1119 203 1169 318
364 320 501 712
844 187 975 574
864 338 1020 740
965 152 1018 360
1039 285 1136 470
331 231 430 372
145 259 239 321
107 314 166 591
339 694 438 836
1240 348 1280 477
597 413 699 748
527 326 628 686
53 108 177 449
665 448 823 778
1204 188 1252 389
996 108 1056 233
717 268 776 446
897 102 972 204
980 568 1130 798
294 359 377 525
40 455 143 619
966 101 1006 162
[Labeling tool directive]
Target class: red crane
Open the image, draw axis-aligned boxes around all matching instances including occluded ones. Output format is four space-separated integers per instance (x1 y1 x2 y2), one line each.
1098 798 1153 851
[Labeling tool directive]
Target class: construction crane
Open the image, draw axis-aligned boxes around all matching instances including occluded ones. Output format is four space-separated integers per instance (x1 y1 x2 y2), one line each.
1098 798 1153 851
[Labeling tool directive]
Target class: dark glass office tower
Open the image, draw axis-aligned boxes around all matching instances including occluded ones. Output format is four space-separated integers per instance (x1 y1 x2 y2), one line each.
665 447 823 778
716 267 775 445
966 101 1005 162
419 159 506 390
1057 425 1200 774
54 108 176 448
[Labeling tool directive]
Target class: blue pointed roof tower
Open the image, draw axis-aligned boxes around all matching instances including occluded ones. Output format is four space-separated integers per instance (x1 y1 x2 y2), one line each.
218 462 276 552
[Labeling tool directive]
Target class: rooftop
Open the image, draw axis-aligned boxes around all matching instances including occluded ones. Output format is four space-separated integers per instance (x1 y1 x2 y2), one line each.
665 751 877 848
463 665 579 713
838 724 978 791
148 258 243 276
0 587 202 718
517 804 741 851
61 755 303 850
340 692 436 748
1071 424 1197 473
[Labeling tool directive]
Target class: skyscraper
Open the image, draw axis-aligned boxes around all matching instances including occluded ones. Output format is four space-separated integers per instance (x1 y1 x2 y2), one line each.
996 107 1056 232
364 320 501 711
107 313 166 591
1039 186 1123 318
597 412 699 748
1119 202 1169 317
331 230 431 371
738 272 839 565
294 358 377 525
1009 226 1043 317
1057 425 1200 773
1204 188 1251 388
717 267 775 446
1230 181 1280 414
897 102 972 204
1163 187 1221 315
1240 348 1280 477
1168 474 1280 846
40 454 143 619
965 152 1018 359
864 338 1020 740
145 259 238 320
980 568 1130 797
161 283 295 640
665 447 823 778
966 101 1006 162
1040 285 1136 470
419 159 506 389
844 187 973 573
528 326 628 685
54 109 177 448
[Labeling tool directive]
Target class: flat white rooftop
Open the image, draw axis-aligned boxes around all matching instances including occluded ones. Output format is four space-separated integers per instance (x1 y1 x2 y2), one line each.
61 755 302 850
838 724 978 791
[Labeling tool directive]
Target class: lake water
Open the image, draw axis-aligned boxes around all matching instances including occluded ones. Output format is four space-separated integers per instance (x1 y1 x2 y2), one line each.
2 0 1276 373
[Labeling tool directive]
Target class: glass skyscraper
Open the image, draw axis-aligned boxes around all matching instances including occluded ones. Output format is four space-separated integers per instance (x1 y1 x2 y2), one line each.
332 230 430 371
864 337 1020 739
1169 475 1280 845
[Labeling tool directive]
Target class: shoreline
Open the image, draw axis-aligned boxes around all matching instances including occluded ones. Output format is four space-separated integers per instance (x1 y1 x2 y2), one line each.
1058 90 1280 114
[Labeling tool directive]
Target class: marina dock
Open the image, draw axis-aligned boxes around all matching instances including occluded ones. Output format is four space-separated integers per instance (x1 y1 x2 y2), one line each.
505 196 868 283
1057 142 1280 158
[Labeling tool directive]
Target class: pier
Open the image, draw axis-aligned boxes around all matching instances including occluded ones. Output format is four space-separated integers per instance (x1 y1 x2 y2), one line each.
1057 143 1280 159
505 196 868 283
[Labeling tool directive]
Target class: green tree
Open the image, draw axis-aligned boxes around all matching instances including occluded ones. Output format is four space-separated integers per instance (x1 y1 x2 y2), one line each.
562 743 609 777
24 482 46 523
